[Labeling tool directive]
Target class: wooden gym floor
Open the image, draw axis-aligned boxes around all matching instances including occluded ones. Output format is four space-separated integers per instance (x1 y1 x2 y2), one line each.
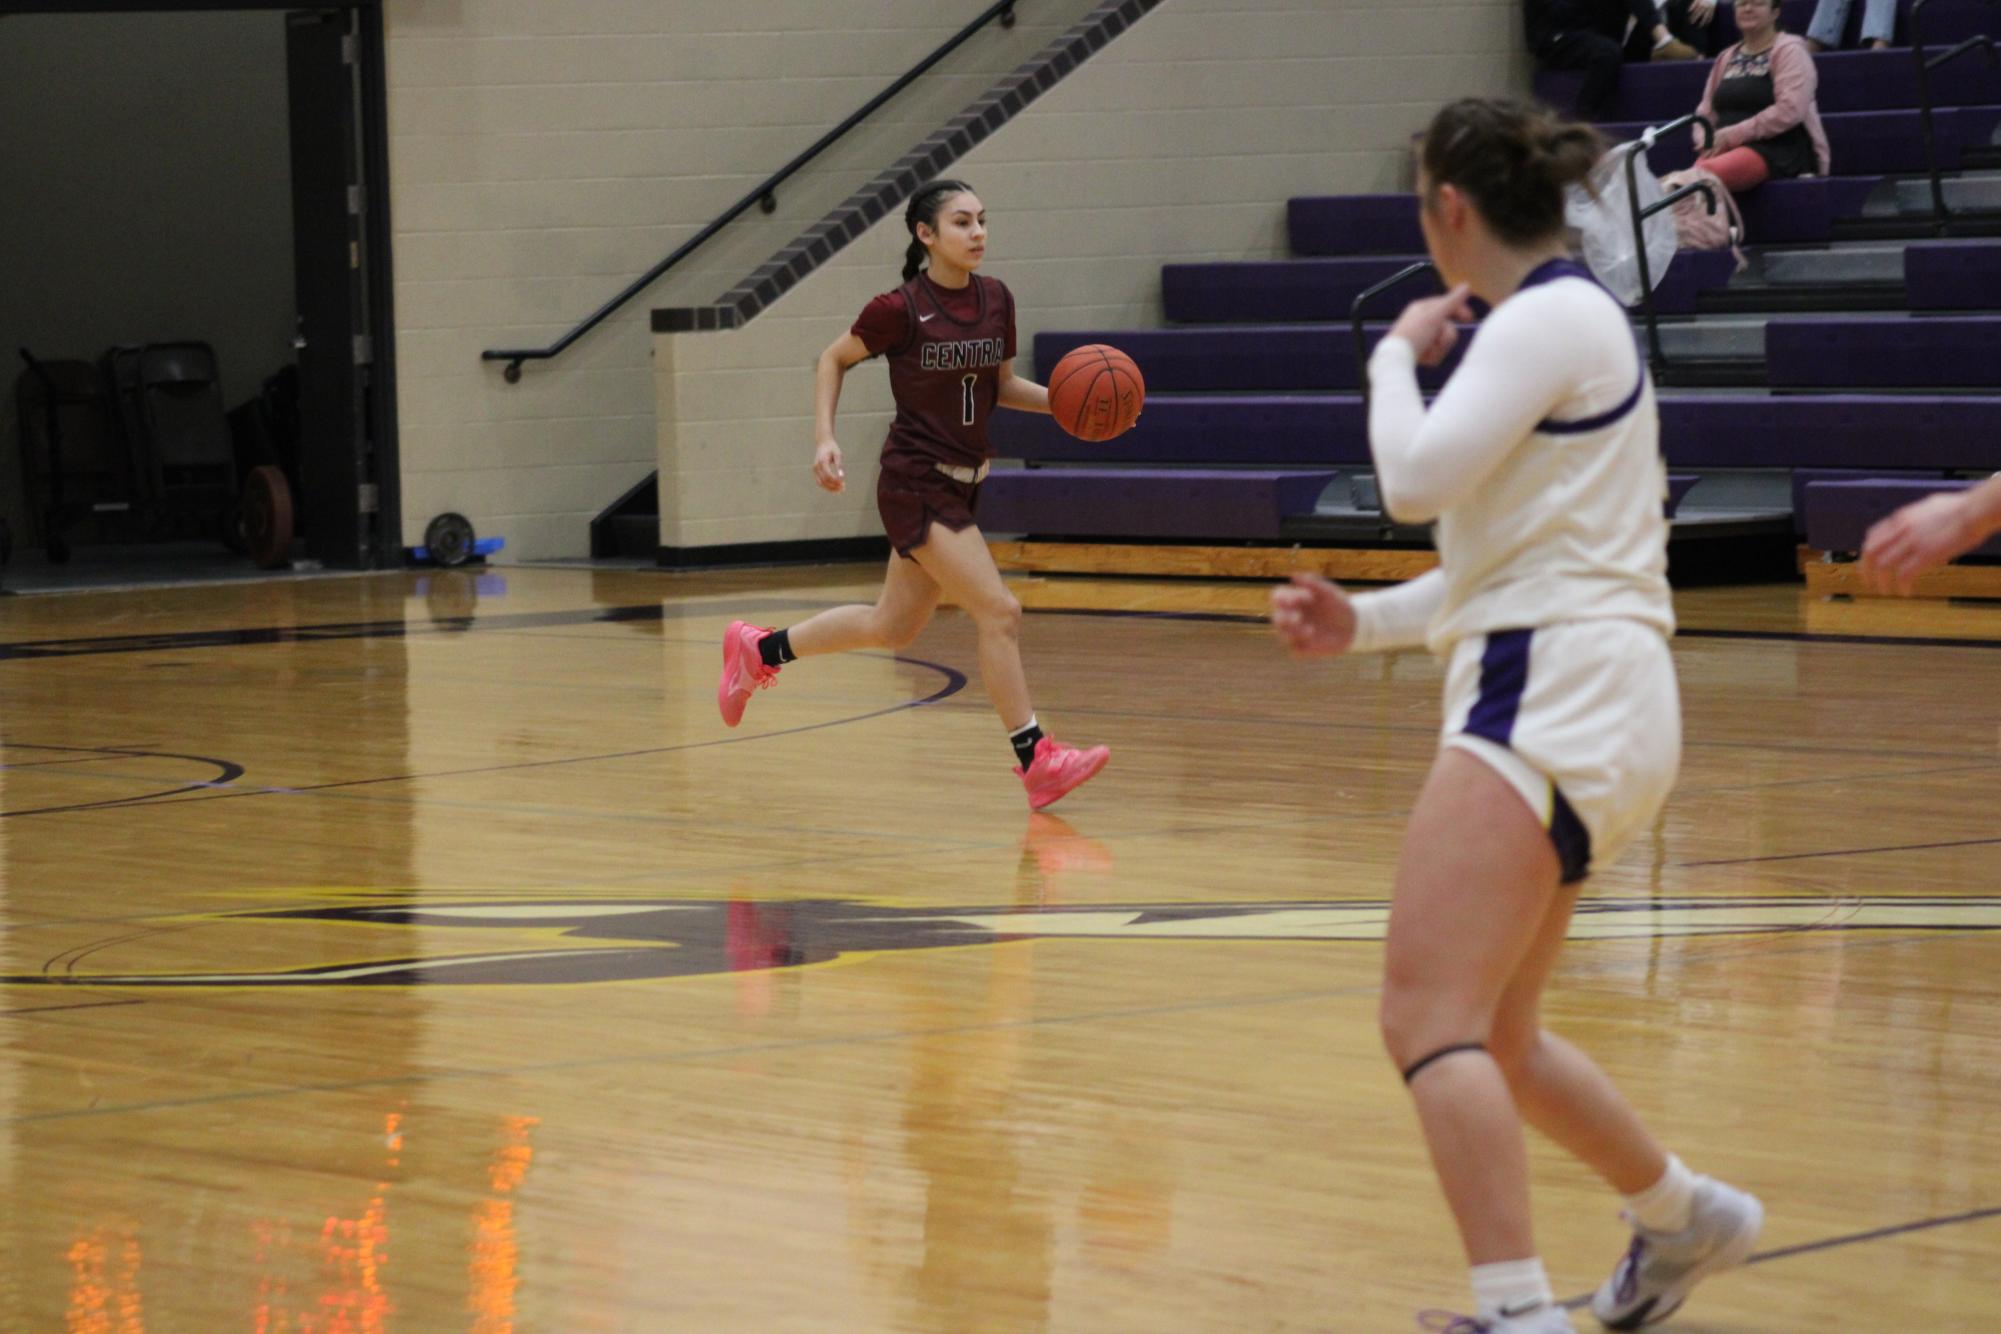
0 562 1996 1332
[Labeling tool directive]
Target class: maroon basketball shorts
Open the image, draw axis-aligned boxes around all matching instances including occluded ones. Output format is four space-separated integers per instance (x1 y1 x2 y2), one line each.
876 453 984 557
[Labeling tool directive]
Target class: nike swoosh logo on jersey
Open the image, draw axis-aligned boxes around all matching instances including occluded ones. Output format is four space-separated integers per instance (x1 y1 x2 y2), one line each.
918 313 936 321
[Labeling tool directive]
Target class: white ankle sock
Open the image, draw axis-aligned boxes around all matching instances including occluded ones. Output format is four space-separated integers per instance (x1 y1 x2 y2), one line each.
1626 1153 1697 1233
1470 1258 1554 1319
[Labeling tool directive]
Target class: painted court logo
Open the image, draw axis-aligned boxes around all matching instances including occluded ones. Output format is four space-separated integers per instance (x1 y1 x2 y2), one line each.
4 896 2000 988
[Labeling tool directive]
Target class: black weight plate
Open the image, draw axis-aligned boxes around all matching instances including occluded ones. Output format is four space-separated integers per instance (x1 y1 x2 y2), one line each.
424 512 476 568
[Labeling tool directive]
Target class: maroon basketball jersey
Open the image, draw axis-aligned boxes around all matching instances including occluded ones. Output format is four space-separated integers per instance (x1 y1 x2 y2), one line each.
879 273 1015 469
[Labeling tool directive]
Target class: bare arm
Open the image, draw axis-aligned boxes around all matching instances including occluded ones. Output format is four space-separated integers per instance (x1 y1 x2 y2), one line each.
996 359 1050 414
812 331 874 493
1860 475 2001 594
1270 569 1447 658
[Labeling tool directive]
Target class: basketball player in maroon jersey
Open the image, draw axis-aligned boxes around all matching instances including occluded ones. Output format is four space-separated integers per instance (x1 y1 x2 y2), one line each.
716 180 1109 810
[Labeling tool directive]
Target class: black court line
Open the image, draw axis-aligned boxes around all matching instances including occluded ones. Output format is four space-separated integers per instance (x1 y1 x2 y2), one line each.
5 598 2000 664
1562 1204 2001 1310
56 651 967 815
0 744 246 819
0 998 143 1020
1746 1204 2001 1264
0 598 827 662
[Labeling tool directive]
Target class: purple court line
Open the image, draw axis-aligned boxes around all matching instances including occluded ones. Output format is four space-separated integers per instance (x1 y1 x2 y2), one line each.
1686 833 2001 867
1561 1204 2001 1309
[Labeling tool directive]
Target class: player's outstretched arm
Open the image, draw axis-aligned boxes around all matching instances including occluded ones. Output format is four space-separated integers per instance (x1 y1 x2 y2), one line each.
1272 569 1447 658
1859 475 2001 595
1271 574 1357 657
997 359 1051 414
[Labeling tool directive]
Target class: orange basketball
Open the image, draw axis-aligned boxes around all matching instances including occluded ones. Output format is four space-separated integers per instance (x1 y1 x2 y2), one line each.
1048 344 1144 442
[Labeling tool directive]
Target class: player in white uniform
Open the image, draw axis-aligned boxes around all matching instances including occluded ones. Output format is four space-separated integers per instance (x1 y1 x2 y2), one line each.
1272 99 1763 1332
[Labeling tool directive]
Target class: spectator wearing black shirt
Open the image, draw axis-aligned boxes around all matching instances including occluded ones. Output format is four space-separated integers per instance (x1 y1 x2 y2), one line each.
1528 0 1718 116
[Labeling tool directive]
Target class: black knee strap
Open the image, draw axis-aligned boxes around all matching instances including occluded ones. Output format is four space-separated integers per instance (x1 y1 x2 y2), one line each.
1401 1041 1489 1085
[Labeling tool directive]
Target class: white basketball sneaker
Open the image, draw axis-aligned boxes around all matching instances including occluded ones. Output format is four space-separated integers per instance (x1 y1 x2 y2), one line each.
1418 1301 1576 1332
1591 1176 1764 1329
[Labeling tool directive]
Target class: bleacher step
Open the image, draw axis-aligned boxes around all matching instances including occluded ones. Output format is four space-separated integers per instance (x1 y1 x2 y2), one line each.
1867 170 2001 216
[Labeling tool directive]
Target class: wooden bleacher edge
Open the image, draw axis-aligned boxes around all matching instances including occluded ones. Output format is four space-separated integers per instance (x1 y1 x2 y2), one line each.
993 542 2001 600
987 541 1438 582
1802 552 2001 600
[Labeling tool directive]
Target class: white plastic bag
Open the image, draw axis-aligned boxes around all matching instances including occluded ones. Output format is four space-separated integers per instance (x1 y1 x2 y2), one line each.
1565 142 1678 307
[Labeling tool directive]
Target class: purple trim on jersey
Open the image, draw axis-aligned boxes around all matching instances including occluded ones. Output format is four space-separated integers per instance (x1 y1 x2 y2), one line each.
1518 257 1602 292
1517 258 1648 437
1465 628 1533 748
1539 372 1646 437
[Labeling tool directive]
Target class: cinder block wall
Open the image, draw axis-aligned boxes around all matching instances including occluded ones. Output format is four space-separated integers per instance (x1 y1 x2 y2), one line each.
652 0 1531 555
385 0 1089 559
384 0 1530 559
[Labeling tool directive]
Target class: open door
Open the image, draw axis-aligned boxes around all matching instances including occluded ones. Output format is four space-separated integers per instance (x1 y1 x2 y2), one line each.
286 7 384 567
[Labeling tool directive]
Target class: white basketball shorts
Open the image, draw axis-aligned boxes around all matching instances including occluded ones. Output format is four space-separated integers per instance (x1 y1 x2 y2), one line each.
1440 617 1681 882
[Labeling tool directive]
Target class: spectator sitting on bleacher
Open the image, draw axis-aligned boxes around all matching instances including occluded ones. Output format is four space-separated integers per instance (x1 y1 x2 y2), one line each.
1527 1 1714 118
1692 0 1831 192
1804 0 1894 52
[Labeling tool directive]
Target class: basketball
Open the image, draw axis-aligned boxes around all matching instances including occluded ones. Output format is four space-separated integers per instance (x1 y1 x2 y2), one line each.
1049 343 1144 442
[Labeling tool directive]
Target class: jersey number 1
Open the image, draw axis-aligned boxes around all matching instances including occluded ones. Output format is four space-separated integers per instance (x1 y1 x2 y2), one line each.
960 374 976 427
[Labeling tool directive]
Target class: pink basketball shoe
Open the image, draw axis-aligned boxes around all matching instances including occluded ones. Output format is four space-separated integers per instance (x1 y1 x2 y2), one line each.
717 620 778 727
1014 737 1110 810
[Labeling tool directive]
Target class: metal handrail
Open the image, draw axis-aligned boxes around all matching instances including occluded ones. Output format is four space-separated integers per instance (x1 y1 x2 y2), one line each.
1349 260 1438 417
481 0 1019 383
1623 113 1717 379
1911 0 1997 235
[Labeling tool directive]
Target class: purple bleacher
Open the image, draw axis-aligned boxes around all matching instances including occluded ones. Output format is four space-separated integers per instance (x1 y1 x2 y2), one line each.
1032 326 1468 393
1603 106 2001 178
1653 248 1741 314
1162 250 1734 323
990 392 2001 470
1766 316 2001 387
976 467 1338 540
1662 395 2001 469
1294 179 1909 254
989 395 1370 465
1803 477 2001 555
1162 257 1442 323
1789 467 1945 533
1537 45 2001 124
1291 180 1878 249
1732 176 1881 242
1286 196 1425 257
1905 241 2001 310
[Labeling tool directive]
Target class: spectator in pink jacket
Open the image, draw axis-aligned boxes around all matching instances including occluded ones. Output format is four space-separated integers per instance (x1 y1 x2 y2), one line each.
1693 0 1832 192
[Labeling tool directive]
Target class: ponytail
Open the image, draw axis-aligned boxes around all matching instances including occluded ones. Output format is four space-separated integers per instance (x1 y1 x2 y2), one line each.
901 178 975 282
1419 98 1605 246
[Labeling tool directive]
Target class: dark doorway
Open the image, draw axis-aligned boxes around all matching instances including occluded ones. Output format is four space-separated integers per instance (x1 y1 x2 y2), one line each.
0 0 398 582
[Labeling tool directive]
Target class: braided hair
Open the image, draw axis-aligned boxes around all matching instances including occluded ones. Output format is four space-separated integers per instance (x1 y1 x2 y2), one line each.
902 178 977 283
